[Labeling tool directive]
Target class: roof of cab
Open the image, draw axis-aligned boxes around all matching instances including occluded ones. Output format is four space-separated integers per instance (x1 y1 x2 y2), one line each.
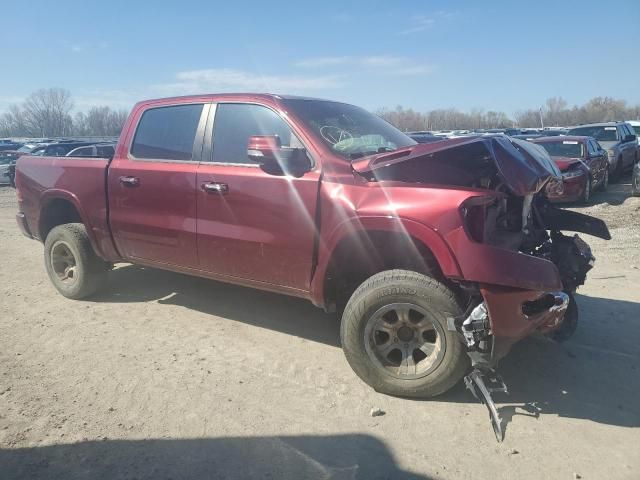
134 93 333 108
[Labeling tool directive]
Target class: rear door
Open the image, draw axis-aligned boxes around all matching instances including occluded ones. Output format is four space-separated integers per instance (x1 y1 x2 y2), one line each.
108 103 209 268
195 102 320 291
620 124 636 168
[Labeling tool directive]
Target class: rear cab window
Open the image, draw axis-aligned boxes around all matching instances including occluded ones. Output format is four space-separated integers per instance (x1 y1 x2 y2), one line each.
131 104 204 161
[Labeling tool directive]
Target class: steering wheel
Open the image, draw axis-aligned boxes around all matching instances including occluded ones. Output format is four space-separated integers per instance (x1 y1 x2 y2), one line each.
320 125 353 148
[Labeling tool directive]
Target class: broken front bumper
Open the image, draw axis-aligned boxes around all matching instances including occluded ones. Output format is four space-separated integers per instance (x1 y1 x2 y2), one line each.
469 287 570 365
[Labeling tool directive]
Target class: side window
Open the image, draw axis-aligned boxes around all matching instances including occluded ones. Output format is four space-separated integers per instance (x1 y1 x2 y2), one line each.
69 146 91 156
586 140 597 155
97 145 115 156
131 104 204 161
617 125 627 141
211 103 301 164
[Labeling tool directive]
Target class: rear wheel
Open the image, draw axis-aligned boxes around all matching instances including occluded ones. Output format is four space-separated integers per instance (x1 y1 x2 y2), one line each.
44 223 108 299
340 270 469 398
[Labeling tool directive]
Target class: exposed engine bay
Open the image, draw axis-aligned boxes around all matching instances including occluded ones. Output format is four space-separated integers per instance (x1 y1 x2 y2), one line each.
352 135 611 441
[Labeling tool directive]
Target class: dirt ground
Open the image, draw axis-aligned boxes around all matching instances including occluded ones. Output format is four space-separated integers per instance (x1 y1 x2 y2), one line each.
1 176 639 480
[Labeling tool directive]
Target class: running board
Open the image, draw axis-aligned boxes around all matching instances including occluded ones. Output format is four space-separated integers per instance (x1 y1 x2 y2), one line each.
464 368 509 442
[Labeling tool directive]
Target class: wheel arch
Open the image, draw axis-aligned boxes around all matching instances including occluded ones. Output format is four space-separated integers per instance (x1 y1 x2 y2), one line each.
311 216 462 311
38 190 103 258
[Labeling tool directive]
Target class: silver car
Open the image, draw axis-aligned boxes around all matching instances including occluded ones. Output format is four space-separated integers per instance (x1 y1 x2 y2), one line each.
567 122 638 179
0 157 14 185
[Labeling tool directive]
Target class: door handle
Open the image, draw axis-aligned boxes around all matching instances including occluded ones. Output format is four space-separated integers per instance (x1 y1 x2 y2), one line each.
202 182 228 194
119 176 140 187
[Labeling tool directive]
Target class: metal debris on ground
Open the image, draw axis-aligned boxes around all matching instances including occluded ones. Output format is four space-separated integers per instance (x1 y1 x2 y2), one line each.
464 367 509 442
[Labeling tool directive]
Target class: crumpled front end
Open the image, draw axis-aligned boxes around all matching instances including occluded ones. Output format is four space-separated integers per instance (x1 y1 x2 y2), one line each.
351 134 609 365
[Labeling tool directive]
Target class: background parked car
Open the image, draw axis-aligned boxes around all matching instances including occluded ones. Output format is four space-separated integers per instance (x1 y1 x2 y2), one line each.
0 140 23 152
532 136 609 204
31 142 98 157
66 143 116 157
406 132 445 143
0 153 14 184
633 161 640 196
567 122 637 179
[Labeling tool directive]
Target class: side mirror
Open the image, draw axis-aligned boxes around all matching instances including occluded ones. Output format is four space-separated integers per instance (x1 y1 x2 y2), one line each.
247 135 311 177
625 134 637 143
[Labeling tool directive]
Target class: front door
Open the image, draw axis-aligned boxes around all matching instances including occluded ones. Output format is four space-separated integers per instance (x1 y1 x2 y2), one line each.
196 103 319 291
108 103 208 268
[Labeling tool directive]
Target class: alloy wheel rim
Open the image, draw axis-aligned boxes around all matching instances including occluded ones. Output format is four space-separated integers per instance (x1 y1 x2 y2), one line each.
50 241 78 286
364 303 446 380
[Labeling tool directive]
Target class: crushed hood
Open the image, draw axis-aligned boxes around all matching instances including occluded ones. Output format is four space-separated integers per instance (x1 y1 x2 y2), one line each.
352 135 562 196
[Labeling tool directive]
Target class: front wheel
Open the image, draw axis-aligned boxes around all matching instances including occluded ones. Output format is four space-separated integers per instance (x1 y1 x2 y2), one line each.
596 168 609 192
340 270 469 398
44 223 108 299
580 176 592 204
632 167 640 197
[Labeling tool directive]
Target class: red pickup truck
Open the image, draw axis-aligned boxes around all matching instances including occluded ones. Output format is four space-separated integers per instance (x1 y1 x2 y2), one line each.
14 94 609 402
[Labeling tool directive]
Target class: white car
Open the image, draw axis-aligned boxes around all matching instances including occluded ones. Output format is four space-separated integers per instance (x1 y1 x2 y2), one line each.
0 157 13 185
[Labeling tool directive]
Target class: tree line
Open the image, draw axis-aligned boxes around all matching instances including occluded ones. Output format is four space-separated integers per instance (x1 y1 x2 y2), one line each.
2 88 639 137
0 88 128 138
378 96 640 131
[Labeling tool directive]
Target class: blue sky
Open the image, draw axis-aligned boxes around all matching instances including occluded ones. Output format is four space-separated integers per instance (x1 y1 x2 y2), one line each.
1 0 639 115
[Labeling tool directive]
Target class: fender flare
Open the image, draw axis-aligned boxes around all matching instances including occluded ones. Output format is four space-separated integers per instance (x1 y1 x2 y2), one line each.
38 189 106 258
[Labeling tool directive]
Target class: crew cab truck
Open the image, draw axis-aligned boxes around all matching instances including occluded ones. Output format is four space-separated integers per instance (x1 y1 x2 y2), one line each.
15 94 610 402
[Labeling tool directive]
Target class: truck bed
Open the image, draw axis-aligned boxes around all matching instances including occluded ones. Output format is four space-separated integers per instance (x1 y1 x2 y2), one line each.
15 155 114 257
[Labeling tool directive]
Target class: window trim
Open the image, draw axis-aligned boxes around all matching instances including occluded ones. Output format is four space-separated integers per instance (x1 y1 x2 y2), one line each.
201 101 316 169
127 102 210 164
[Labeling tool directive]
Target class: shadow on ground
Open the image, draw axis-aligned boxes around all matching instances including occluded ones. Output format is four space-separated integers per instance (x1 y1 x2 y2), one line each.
565 171 635 208
0 434 429 480
92 266 640 435
92 265 340 347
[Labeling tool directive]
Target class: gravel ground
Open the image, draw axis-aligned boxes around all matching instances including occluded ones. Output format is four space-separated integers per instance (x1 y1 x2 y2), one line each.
1 177 639 480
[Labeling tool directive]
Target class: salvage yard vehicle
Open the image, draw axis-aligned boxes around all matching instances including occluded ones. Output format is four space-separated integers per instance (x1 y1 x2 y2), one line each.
66 143 116 157
567 122 638 179
633 161 640 196
14 94 610 439
531 136 609 204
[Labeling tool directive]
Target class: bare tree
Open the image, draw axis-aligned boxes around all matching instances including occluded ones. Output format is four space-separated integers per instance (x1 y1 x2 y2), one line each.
21 88 74 136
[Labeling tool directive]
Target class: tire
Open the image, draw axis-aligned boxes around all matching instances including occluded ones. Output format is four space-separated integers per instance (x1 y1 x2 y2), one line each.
632 167 640 197
44 223 108 299
340 269 469 398
580 176 591 204
546 292 578 343
613 156 623 181
596 168 608 192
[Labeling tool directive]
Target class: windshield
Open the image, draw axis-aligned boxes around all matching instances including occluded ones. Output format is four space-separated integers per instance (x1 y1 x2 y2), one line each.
17 145 34 153
537 141 584 158
568 126 618 142
282 99 416 159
